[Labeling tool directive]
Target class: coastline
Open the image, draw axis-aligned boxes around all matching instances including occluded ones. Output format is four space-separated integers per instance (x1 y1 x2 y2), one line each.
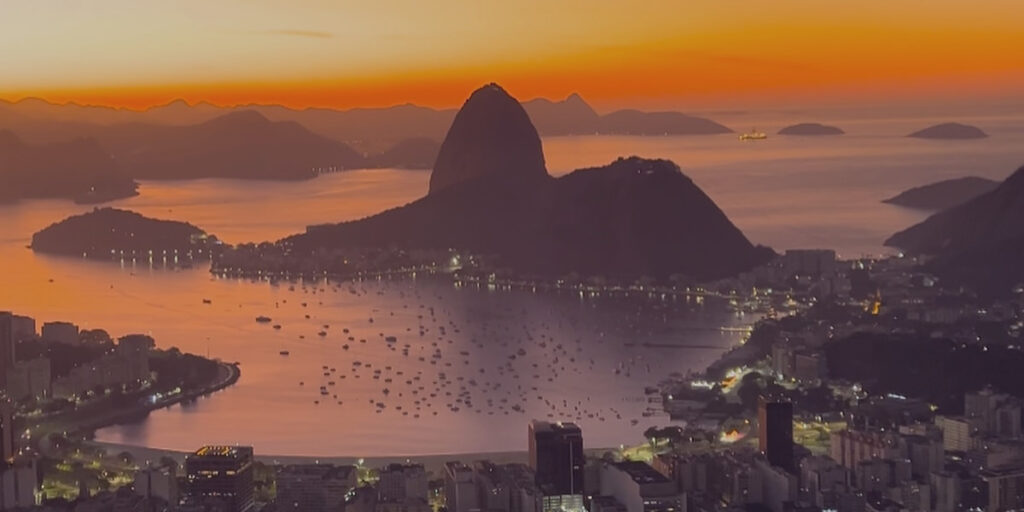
33 361 241 456
87 441 615 474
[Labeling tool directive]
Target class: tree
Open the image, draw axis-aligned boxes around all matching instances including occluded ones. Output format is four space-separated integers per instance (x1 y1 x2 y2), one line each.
79 328 113 345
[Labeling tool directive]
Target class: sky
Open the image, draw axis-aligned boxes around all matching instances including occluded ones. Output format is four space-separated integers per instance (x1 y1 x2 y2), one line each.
1 0 1022 111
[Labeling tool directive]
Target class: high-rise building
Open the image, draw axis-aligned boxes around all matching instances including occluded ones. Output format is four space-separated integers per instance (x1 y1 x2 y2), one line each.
134 462 179 505
981 466 1024 512
598 461 684 512
40 321 78 345
758 397 794 473
444 461 479 512
0 458 38 509
528 420 584 497
378 463 428 503
0 399 15 467
184 445 254 512
276 464 356 512
0 312 15 384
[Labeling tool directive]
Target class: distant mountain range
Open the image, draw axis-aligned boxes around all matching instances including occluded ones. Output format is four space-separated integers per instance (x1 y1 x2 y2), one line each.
286 83 771 281
885 166 1024 295
0 92 732 148
882 176 1000 210
0 131 136 203
98 110 368 180
0 91 734 195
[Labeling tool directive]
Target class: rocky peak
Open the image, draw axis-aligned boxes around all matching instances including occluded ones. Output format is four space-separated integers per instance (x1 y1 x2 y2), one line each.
429 83 548 194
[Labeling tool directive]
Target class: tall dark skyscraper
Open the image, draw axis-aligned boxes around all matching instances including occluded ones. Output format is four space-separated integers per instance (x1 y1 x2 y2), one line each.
0 398 14 467
0 312 15 384
185 445 255 512
529 420 584 496
758 396 794 473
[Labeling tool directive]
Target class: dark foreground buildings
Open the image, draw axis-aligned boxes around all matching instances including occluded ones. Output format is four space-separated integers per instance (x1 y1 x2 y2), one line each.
759 396 794 473
529 420 585 512
184 445 255 512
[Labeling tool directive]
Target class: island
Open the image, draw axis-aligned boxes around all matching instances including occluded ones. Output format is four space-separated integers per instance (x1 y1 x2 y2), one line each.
31 207 220 260
907 122 988 139
882 176 999 210
596 109 732 135
0 130 137 204
776 123 844 136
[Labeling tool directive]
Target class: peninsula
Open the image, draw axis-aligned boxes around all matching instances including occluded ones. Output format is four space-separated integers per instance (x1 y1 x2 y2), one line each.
882 176 999 210
222 84 772 282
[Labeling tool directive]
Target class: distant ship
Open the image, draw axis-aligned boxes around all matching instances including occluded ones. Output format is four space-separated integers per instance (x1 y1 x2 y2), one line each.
739 129 767 141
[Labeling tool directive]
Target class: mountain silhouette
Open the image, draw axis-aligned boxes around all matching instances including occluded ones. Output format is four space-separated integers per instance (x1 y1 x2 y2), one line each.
101 110 367 180
521 93 600 135
429 84 548 194
367 138 440 169
0 130 136 203
597 110 732 135
882 176 999 210
908 122 987 139
1 92 733 150
286 84 771 280
885 166 1024 294
777 123 844 136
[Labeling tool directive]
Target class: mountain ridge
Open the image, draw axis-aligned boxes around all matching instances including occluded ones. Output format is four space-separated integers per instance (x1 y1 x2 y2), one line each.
885 166 1024 294
882 176 1000 210
283 84 771 281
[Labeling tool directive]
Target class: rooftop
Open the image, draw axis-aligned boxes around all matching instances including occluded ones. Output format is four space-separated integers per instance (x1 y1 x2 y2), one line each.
531 420 582 434
192 445 253 459
611 461 671 484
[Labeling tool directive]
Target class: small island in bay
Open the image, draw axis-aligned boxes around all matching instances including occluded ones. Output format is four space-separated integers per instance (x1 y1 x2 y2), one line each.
596 109 732 135
777 122 844 136
31 207 219 259
907 122 988 139
882 176 1000 210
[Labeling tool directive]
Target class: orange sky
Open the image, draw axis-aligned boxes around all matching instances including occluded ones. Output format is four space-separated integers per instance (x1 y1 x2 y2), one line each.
1 0 1022 111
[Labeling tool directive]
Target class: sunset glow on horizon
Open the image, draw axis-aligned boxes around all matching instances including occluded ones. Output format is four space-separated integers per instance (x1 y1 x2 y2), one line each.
2 0 1023 111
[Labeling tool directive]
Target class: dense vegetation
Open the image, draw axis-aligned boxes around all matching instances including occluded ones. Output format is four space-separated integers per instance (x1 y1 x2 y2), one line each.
148 348 221 392
825 332 1024 411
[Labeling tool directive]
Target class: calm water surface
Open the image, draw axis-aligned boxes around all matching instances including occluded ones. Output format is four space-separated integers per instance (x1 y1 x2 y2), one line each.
1 113 1023 456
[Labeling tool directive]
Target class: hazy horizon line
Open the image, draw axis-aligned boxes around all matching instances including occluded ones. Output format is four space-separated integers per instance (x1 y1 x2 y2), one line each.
3 90 1023 118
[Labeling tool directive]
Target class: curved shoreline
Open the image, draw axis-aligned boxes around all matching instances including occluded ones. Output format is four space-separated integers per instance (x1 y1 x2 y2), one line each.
33 361 241 456
88 442 616 474
89 361 240 433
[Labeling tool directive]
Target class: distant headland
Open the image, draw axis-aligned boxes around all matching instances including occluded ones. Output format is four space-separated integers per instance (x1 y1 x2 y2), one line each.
777 123 844 136
882 176 999 210
224 83 773 282
907 122 987 139
0 130 137 204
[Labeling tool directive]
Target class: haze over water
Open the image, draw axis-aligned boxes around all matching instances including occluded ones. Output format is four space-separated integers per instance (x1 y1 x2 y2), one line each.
2 109 1023 456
